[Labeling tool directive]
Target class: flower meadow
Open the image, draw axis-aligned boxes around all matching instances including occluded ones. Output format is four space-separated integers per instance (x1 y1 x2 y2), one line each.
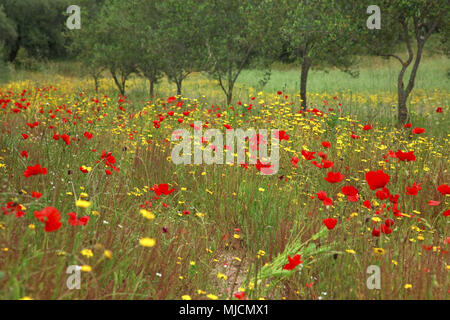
0 77 449 300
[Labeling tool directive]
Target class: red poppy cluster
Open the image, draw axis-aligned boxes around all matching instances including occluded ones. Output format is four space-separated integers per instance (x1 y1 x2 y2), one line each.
2 202 26 217
24 164 47 177
68 212 90 226
151 183 175 196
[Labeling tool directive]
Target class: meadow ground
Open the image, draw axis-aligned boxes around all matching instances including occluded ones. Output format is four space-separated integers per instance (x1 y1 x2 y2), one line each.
0 56 449 300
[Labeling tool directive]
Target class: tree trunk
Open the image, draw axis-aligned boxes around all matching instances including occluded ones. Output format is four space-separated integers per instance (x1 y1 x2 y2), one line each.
226 80 234 106
94 75 99 92
300 57 312 110
397 97 408 125
226 91 233 106
111 71 125 96
396 69 408 125
176 81 182 96
149 79 154 97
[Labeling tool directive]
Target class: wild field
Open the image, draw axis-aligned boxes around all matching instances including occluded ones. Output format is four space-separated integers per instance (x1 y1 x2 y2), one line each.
0 61 449 300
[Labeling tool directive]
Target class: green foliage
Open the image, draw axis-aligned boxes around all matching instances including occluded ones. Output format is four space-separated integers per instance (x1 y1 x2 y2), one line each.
2 0 71 62
13 47 41 71
353 0 449 123
355 0 449 56
154 0 208 95
0 5 17 59
281 0 359 69
132 0 164 96
0 44 11 83
68 0 107 90
203 0 284 104
247 227 333 293
280 0 361 109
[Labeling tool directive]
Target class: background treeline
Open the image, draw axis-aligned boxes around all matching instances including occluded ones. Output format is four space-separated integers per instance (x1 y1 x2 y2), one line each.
0 0 448 123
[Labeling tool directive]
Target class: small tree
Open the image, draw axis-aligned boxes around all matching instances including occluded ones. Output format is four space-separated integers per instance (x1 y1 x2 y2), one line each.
359 0 448 124
203 0 283 105
133 0 164 98
155 0 207 96
281 0 359 110
95 0 141 95
68 0 105 92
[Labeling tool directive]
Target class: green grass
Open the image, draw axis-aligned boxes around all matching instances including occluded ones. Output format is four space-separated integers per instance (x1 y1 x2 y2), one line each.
237 55 450 94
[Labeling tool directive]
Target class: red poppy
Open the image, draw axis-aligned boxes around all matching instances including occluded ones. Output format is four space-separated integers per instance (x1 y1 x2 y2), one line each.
20 150 28 158
317 191 328 201
412 127 425 134
404 123 412 128
61 134 70 145
321 141 331 148
152 183 175 196
79 166 89 173
341 186 359 202
372 227 380 237
26 122 39 128
22 133 29 139
363 200 372 209
436 107 443 113
234 292 246 300
317 152 327 160
255 160 274 175
312 160 322 168
365 170 390 190
321 160 334 168
274 130 289 141
322 197 333 206
324 171 345 184
34 206 62 232
83 131 93 140
406 182 421 195
68 212 89 226
437 184 450 195
428 200 440 206
24 164 47 177
282 254 302 270
376 187 390 200
385 218 395 227
323 218 337 230
443 210 450 217
291 156 300 168
31 192 42 199
167 96 176 103
301 150 316 160
395 150 416 162
380 224 392 234
363 124 373 131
